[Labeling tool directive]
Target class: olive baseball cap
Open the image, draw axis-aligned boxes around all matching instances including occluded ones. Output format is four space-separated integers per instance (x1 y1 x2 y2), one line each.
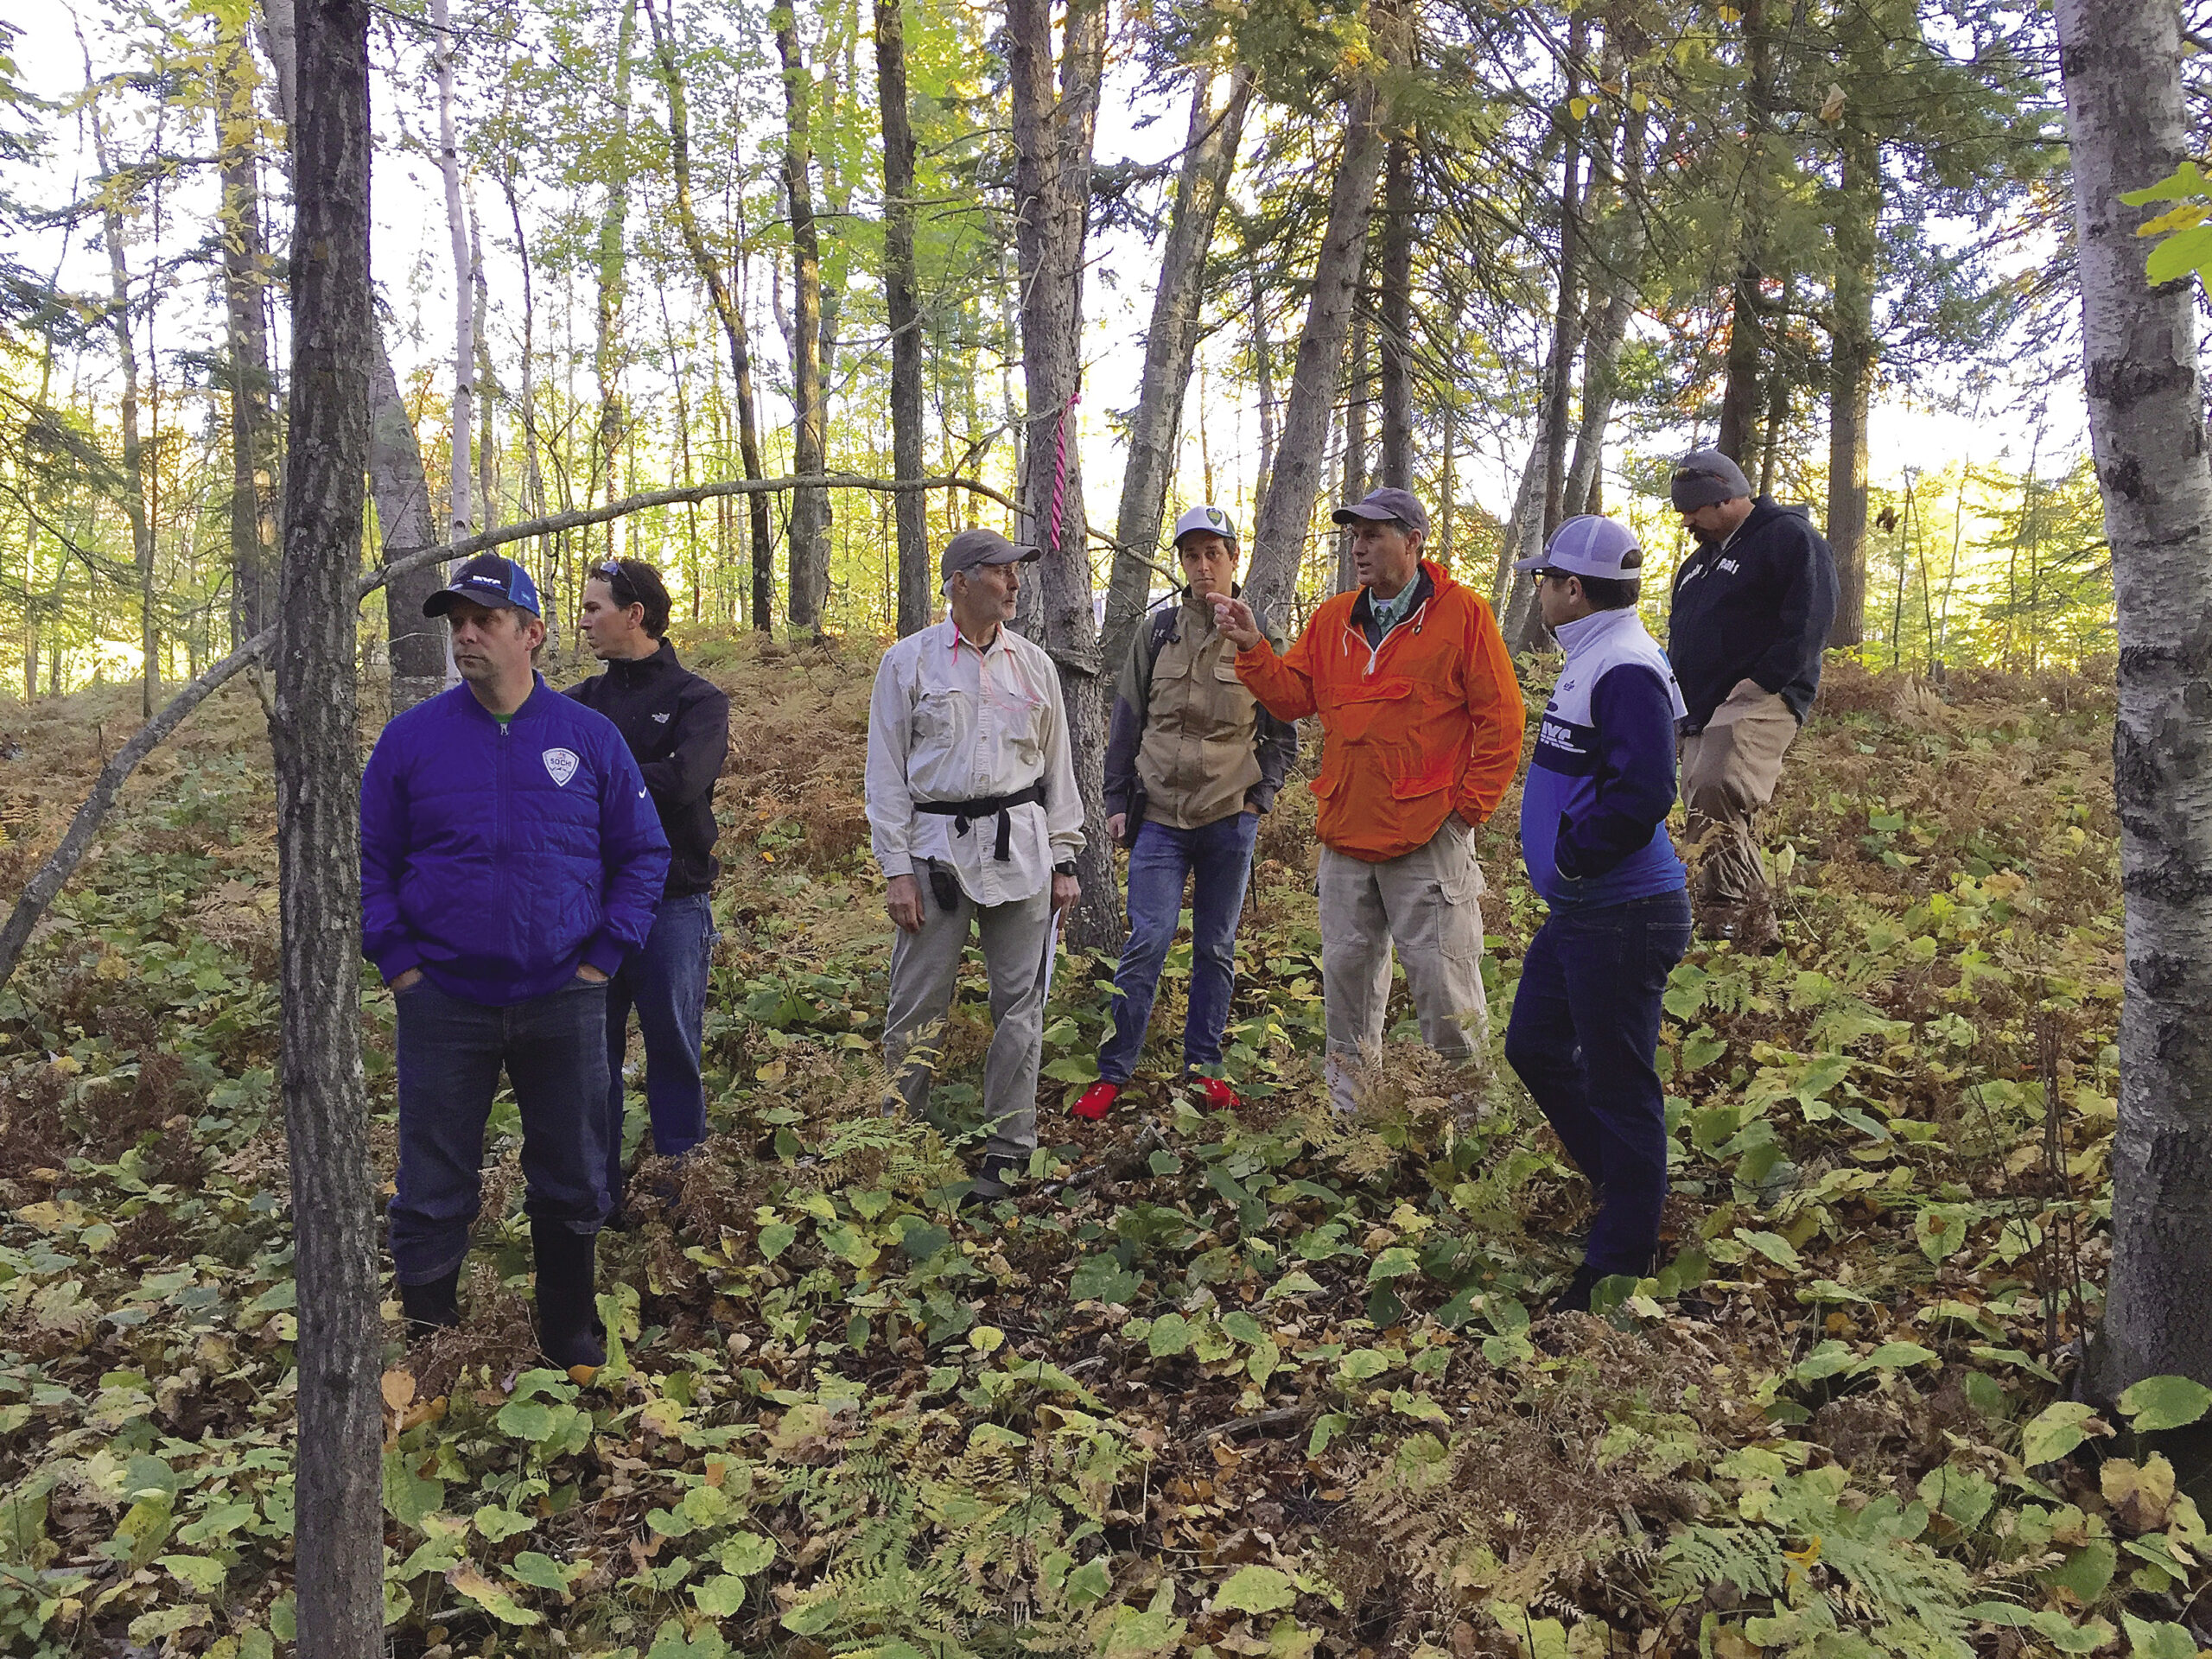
939 527 1041 582
1332 486 1429 535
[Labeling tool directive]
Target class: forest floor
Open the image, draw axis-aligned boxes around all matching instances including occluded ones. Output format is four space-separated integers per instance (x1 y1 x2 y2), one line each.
0 636 2204 1659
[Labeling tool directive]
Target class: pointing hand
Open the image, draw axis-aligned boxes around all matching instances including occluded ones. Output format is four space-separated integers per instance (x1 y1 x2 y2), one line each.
1211 595 1262 651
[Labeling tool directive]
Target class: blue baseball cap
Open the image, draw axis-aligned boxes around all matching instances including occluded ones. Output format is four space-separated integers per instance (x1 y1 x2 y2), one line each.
1514 514 1644 579
424 554 541 618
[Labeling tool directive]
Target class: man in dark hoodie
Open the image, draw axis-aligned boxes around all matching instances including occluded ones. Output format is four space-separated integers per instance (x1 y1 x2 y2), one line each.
570 559 730 1220
1665 450 1838 949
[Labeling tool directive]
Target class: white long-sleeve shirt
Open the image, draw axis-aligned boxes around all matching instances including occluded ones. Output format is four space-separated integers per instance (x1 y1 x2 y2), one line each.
866 618 1085 906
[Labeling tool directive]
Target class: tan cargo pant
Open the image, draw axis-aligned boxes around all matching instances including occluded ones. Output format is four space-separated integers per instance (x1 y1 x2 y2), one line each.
1678 679 1800 909
1318 820 1488 1113
882 869 1053 1159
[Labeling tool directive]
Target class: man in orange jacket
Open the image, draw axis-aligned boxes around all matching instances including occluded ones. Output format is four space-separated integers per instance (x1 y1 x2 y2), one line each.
1213 487 1524 1111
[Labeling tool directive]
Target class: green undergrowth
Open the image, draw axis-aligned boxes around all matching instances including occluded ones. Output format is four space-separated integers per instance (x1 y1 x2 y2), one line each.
0 647 2202 1659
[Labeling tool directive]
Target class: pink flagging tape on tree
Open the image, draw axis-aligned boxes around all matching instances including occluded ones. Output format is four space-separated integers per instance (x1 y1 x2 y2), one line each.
1046 390 1080 560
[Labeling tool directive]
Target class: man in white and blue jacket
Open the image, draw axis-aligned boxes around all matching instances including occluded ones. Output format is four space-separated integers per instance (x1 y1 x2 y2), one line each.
361 554 670 1369
1504 517 1694 1314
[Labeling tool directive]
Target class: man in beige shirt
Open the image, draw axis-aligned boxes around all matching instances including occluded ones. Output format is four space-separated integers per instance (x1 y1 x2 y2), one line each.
1075 506 1297 1122
865 528 1084 1202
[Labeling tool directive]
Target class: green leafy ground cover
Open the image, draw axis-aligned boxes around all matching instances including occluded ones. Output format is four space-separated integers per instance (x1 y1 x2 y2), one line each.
0 641 2202 1659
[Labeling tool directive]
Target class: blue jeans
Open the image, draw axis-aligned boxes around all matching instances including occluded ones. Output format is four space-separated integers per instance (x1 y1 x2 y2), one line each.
1096 811 1259 1084
389 976 611 1284
1504 888 1693 1278
603 892 715 1205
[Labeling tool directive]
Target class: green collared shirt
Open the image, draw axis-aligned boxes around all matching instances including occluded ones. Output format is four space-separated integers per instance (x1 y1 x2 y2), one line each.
1368 581 1419 634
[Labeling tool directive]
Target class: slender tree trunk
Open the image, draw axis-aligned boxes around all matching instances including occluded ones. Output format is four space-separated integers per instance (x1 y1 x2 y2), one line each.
588 0 637 561
373 348 447 709
2057 0 2212 1396
431 0 474 549
257 0 443 706
778 7 830 632
276 0 382 1646
1007 0 1118 948
1101 62 1255 666
1757 274 1793 495
1716 0 1774 469
640 0 773 632
1564 281 1631 524
1243 14 1397 620
217 24 281 651
1438 399 1453 568
1377 135 1415 489
1336 277 1371 594
471 190 498 534
875 0 931 638
1827 121 1876 647
86 86 160 718
1248 248 1276 525
1541 12 1586 540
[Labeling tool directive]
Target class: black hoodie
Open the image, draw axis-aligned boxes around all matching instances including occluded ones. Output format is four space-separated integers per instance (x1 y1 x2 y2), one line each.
566 644 730 899
1667 496 1839 732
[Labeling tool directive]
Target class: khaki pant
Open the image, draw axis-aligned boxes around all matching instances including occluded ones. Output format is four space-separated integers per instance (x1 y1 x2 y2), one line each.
1678 679 1799 909
882 869 1053 1159
1318 821 1488 1112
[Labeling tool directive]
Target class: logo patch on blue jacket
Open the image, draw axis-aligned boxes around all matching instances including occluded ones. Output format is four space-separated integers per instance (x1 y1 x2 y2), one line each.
543 747 580 786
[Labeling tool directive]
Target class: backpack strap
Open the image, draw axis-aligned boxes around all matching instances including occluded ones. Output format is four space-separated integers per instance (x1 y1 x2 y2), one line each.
1146 601 1180 662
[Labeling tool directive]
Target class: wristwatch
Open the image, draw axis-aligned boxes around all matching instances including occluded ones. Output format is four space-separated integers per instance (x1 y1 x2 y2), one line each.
1053 861 1077 878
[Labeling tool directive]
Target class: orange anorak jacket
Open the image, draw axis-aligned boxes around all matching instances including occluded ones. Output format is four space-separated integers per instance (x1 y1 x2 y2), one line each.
1235 561 1524 862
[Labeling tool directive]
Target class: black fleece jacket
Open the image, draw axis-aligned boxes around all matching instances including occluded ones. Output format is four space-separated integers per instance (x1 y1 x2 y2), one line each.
1667 496 1839 732
565 644 730 899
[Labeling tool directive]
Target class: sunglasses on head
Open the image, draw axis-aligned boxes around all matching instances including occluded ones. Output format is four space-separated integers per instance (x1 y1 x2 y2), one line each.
593 561 637 605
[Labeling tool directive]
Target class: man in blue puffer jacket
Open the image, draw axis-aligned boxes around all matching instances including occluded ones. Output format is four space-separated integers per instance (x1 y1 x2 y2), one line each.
361 554 670 1370
1505 517 1694 1314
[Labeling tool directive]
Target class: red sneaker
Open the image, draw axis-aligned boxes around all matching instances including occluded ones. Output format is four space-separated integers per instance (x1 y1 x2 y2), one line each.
1071 1081 1121 1122
1194 1077 1242 1111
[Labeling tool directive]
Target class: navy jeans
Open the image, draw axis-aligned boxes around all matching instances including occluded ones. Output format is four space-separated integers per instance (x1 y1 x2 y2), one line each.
602 891 715 1205
1097 811 1259 1084
1504 888 1693 1278
389 976 611 1284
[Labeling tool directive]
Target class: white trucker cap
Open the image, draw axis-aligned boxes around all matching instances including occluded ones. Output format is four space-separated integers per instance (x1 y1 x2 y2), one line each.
1513 513 1644 580
1170 504 1238 547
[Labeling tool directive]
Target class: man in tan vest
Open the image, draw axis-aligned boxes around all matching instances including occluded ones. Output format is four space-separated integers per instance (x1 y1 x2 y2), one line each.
1074 506 1298 1120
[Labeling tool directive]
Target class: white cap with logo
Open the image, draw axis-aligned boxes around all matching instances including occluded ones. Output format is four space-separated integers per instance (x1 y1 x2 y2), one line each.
1170 504 1237 547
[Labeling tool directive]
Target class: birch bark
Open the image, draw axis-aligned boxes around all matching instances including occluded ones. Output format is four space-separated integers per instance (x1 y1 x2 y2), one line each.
2056 0 2212 1395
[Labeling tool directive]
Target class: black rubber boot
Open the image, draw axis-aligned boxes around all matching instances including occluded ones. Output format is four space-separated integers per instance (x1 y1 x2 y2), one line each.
399 1268 461 1340
531 1221 607 1371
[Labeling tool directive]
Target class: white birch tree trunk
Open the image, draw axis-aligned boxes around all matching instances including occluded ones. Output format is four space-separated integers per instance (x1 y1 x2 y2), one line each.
2056 0 2212 1395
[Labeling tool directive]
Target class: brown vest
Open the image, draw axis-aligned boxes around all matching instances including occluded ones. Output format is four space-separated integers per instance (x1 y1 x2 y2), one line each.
1135 595 1264 829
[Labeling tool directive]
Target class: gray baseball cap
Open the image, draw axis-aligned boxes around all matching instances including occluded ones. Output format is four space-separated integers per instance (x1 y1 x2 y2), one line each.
939 527 1041 582
1332 486 1429 536
1669 449 1753 510
1515 514 1645 578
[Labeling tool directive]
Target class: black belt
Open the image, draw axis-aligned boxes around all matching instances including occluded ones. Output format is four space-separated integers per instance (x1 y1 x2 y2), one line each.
914 781 1046 861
